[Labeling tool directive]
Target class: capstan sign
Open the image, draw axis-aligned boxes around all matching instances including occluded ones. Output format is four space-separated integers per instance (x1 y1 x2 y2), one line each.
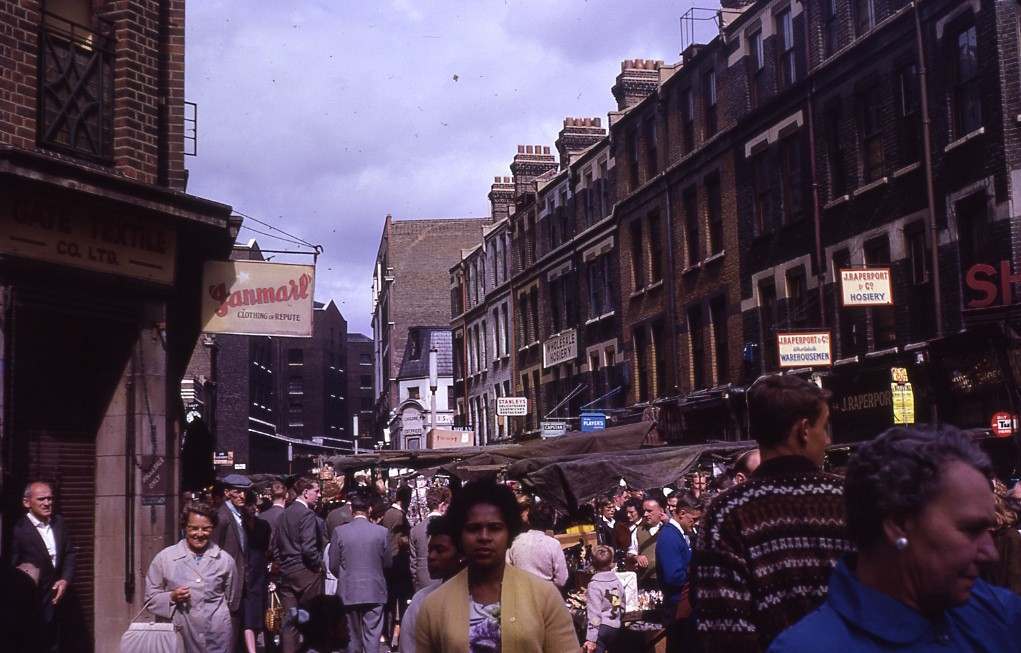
201 260 315 337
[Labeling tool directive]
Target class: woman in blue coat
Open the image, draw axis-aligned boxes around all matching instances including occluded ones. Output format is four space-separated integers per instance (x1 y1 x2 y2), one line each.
770 427 1021 653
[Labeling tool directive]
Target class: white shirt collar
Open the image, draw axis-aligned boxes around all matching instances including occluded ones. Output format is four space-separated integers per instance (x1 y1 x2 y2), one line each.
27 512 50 528
226 502 242 517
295 498 309 509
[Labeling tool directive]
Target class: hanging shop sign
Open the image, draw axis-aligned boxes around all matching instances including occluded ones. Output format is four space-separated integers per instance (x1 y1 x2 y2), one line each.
213 450 234 466
497 397 528 416
543 329 578 368
541 421 568 438
840 268 893 306
580 412 607 432
777 332 832 368
201 260 315 337
991 411 1019 438
0 188 177 284
428 428 474 449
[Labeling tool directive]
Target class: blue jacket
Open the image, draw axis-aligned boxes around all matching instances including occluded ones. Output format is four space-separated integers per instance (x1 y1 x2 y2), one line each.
655 521 691 609
769 556 1021 652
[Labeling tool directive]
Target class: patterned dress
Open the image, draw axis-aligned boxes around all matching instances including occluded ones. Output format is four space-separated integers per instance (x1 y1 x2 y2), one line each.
468 599 501 652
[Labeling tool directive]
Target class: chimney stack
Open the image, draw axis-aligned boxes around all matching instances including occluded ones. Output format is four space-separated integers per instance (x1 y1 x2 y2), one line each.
488 176 515 222
510 145 558 196
555 117 607 169
611 59 663 111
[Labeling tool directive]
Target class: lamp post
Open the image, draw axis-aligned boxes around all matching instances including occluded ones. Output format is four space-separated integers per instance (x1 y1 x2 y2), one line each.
428 346 438 443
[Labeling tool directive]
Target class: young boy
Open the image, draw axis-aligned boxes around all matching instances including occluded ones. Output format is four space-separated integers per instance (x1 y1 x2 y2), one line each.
585 545 625 653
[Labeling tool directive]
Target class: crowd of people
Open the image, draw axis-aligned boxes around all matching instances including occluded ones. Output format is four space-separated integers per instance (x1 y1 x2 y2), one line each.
6 372 1021 652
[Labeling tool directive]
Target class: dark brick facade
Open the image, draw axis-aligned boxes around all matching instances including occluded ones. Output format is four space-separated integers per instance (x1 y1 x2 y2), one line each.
345 333 377 450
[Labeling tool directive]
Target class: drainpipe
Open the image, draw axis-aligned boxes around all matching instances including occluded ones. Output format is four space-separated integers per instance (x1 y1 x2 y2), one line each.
663 178 680 396
156 0 169 186
124 352 136 602
914 0 944 338
806 80 827 327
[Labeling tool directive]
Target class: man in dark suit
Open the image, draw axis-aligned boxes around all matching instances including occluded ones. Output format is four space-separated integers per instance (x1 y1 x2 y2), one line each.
273 477 324 653
11 481 76 653
329 492 392 653
212 474 251 646
258 479 288 538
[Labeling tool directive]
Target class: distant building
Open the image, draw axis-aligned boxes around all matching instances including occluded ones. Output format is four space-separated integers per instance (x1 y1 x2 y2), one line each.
371 215 490 445
389 326 456 449
346 332 379 450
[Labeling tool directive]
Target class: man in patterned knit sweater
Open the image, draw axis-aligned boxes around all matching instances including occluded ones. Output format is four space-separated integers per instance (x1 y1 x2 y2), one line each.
691 375 853 652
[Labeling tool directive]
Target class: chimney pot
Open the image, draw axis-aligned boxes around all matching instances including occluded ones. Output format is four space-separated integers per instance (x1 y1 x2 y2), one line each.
543 146 550 154
517 145 525 153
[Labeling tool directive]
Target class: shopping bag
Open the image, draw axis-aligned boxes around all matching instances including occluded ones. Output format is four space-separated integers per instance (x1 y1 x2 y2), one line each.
265 586 284 634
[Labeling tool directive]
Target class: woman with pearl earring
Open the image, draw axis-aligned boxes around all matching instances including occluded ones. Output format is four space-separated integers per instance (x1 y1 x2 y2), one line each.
770 426 1021 652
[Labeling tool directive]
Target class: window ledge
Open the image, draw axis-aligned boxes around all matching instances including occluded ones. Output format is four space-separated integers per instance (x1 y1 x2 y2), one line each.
852 176 889 197
681 262 702 276
703 250 726 265
833 355 860 367
501 354 511 361
892 162 921 178
944 126 985 153
824 194 851 210
865 346 900 359
517 341 541 353
585 310 616 326
629 287 647 299
645 279 664 291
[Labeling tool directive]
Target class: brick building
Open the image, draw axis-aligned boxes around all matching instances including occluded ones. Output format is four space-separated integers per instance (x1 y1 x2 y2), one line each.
389 326 456 449
346 332 379 450
372 215 489 444
0 1 235 649
454 0 1021 445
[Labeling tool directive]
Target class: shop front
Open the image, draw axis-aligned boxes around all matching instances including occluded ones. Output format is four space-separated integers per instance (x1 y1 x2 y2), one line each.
0 148 233 650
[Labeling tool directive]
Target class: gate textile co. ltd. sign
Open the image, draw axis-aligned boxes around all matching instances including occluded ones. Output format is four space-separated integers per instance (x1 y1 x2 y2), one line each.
777 332 832 368
840 268 893 306
202 260 315 337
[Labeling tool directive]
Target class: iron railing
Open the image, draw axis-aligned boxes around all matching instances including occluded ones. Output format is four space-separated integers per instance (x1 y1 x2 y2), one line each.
37 12 114 162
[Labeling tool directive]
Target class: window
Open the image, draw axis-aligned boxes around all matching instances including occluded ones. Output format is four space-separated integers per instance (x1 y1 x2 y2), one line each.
287 349 303 365
854 0 874 37
359 353 371 365
529 288 540 345
688 305 706 390
628 127 640 191
833 249 857 356
710 295 729 384
447 386 455 411
776 8 796 89
408 386 420 400
651 319 669 399
492 309 501 358
583 171 594 227
752 153 770 235
951 23 981 137
906 223 928 286
501 304 510 355
630 219 646 289
288 377 304 395
864 235 896 346
590 352 604 403
549 278 563 334
860 85 885 182
481 320 488 365
681 89 695 154
703 69 718 137
599 159 610 217
648 213 663 283
684 188 700 265
780 135 803 224
897 63 921 164
588 254 614 318
360 375 372 388
786 266 809 328
826 105 847 197
759 279 778 370
749 30 765 107
824 0 840 57
645 117 658 176
706 175 723 255
361 397 373 410
634 327 649 401
957 193 992 273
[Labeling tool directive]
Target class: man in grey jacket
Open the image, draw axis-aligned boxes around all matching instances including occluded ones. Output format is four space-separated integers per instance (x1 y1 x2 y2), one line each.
273 477 324 653
330 492 392 652
409 485 450 592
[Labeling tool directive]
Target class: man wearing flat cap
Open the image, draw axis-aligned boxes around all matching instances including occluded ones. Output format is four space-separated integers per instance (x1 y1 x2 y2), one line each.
213 474 252 650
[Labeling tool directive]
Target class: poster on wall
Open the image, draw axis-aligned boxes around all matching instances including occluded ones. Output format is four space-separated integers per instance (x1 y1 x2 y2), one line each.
201 260 315 337
777 332 832 368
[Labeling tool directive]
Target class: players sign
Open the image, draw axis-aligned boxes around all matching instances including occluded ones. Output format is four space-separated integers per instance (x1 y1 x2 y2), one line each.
202 260 315 337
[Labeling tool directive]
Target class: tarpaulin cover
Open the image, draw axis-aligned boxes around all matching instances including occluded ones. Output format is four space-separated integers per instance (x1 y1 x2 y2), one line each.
516 441 756 511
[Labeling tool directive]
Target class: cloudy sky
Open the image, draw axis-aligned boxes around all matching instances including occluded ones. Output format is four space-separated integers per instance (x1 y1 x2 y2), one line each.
185 1 718 334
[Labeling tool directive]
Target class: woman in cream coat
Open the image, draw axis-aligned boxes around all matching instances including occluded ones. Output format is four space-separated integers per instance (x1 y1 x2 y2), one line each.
145 502 237 653
416 481 579 652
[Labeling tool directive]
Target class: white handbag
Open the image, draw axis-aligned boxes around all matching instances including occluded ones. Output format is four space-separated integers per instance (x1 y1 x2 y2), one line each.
119 604 186 653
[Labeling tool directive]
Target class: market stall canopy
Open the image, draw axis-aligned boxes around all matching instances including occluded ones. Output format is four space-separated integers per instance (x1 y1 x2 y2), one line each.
326 420 662 473
516 440 756 511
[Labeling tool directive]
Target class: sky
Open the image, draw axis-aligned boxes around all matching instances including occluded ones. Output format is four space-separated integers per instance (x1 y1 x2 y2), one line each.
185 1 719 335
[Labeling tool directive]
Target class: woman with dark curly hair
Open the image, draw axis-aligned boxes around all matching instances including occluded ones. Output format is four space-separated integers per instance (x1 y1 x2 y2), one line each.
414 480 579 652
144 502 237 652
770 427 1021 652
